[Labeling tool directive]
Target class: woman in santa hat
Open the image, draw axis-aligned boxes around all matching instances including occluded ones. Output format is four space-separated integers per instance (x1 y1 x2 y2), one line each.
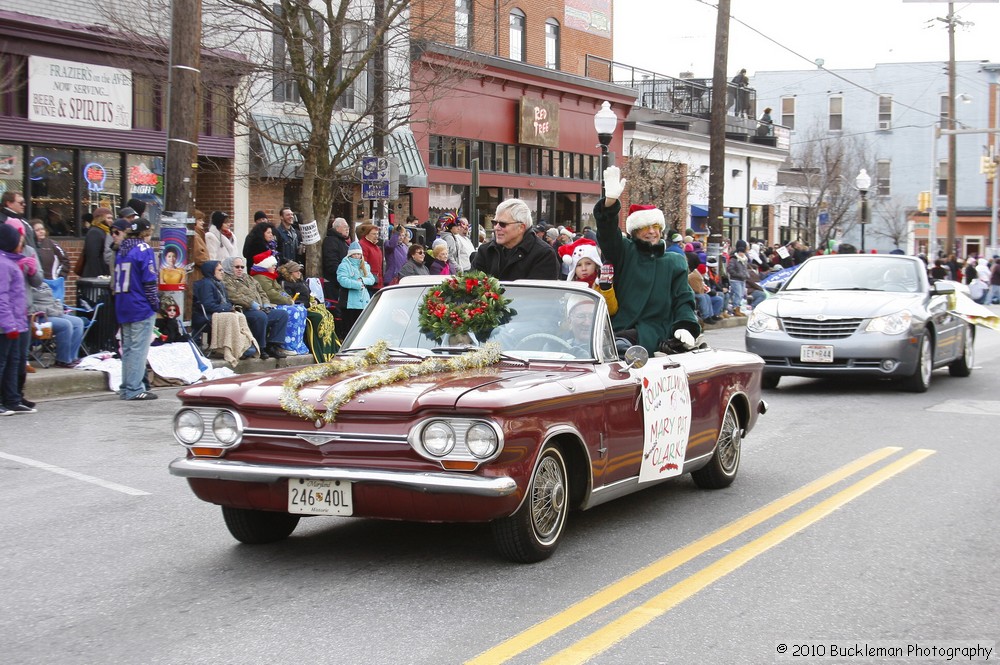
558 237 618 315
592 167 700 354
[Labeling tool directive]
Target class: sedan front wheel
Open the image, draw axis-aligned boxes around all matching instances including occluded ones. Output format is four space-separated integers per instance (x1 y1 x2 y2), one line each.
901 333 932 393
222 506 300 544
492 443 569 563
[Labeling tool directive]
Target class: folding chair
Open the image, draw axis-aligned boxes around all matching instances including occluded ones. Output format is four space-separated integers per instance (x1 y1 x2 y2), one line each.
70 300 106 356
29 312 56 369
44 277 66 303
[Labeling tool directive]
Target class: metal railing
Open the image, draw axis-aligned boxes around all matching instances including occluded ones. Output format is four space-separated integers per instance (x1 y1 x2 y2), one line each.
585 56 757 120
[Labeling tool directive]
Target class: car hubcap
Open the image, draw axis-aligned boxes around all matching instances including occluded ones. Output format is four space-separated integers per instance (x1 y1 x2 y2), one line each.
718 408 740 473
531 456 566 541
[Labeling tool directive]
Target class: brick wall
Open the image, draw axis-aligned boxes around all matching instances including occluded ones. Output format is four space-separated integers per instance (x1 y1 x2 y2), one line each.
194 157 234 219
412 0 613 77
248 180 285 222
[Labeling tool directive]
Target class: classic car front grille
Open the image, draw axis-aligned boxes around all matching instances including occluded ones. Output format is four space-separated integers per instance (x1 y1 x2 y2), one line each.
781 317 863 340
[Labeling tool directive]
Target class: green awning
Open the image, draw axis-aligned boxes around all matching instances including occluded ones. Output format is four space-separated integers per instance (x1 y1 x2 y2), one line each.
251 113 427 188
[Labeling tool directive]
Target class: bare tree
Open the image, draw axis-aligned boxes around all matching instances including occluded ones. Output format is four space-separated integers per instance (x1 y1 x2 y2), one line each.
779 123 869 250
620 143 701 234
869 196 911 249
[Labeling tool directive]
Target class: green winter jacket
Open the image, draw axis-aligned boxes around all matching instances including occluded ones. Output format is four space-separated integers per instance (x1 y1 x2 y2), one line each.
594 199 700 353
252 273 294 305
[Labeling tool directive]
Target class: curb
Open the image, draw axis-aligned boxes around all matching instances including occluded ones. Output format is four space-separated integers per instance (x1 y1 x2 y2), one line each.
26 352 317 401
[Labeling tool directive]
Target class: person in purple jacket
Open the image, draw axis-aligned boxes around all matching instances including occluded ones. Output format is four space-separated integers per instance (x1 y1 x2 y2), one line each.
383 224 410 285
113 219 159 401
0 224 30 415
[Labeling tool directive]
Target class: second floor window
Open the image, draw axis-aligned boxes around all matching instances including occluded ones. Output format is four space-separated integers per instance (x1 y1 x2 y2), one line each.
937 160 948 196
337 23 369 111
781 97 795 130
455 0 471 49
545 19 560 70
510 10 525 63
876 159 891 197
829 96 843 131
939 94 951 128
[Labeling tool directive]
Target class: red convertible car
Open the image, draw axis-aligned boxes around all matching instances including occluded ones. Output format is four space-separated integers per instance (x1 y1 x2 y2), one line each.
170 277 767 562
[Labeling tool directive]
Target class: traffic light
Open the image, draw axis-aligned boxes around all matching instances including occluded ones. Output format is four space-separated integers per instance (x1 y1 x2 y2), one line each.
985 158 997 180
917 191 931 212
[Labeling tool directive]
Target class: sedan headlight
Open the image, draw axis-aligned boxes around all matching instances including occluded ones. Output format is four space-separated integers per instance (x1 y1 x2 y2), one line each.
174 409 205 444
865 310 912 335
213 411 241 445
747 309 781 333
466 423 499 458
422 421 456 456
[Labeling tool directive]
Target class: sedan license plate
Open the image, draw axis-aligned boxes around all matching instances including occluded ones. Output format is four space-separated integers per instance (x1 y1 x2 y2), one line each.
800 344 834 363
288 478 353 515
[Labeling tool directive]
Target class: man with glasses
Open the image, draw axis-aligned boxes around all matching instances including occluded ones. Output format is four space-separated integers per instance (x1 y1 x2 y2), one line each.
80 207 115 277
471 198 559 281
0 192 36 250
220 257 290 359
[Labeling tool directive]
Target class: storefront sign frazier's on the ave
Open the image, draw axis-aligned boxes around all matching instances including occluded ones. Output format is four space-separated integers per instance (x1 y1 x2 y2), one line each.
28 56 133 131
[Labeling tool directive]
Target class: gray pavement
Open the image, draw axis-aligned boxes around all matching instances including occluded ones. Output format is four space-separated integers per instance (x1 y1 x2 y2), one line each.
24 315 749 401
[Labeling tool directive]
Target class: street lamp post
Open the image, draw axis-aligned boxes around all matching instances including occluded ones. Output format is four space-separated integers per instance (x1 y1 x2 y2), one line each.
594 101 618 199
855 169 871 253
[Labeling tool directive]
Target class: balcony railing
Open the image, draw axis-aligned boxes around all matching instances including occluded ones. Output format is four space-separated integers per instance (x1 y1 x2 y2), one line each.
585 56 757 121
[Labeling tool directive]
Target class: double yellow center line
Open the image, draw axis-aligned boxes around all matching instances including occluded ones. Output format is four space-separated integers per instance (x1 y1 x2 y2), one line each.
467 446 934 665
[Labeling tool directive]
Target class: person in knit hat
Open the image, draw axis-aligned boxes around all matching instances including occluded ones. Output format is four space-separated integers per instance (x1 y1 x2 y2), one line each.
0 223 31 415
337 241 376 335
558 238 617 315
592 166 700 355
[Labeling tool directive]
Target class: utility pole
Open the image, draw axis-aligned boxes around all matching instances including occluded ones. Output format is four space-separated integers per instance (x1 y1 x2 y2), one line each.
165 0 202 216
708 0 731 260
945 1 957 254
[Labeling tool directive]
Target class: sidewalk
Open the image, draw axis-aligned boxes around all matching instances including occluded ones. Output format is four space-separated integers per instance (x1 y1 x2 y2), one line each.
25 352 317 401
27 316 749 401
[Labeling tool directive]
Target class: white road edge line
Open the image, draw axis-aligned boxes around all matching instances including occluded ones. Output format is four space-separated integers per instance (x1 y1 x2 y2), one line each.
0 452 151 496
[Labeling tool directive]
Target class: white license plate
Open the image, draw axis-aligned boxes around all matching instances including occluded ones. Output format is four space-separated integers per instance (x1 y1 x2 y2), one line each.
800 344 834 363
288 478 353 515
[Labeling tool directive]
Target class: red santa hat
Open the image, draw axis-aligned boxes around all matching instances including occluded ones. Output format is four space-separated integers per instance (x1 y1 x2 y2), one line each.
558 238 603 281
625 204 665 235
253 250 277 269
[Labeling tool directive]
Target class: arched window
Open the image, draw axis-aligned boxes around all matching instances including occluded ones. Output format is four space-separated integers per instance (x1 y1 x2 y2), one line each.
455 0 471 49
545 18 560 70
509 9 526 63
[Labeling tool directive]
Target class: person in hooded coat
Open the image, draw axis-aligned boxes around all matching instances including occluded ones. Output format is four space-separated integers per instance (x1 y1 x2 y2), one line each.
192 260 257 364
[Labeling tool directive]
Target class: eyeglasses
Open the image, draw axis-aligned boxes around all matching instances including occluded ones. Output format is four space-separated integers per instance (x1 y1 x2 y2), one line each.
14 199 25 206
494 220 522 229
111 230 123 236
233 265 246 270
570 313 592 322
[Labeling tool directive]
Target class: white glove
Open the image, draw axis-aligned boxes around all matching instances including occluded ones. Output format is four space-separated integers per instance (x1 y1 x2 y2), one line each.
673 328 696 349
603 166 626 200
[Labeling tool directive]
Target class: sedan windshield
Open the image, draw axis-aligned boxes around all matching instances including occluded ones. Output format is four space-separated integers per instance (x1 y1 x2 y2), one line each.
342 284 614 361
782 257 923 294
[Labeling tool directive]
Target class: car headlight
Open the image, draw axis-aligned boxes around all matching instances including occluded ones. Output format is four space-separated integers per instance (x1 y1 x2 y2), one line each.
174 409 205 444
422 421 456 456
747 309 781 333
866 310 912 335
213 411 241 445
466 423 499 458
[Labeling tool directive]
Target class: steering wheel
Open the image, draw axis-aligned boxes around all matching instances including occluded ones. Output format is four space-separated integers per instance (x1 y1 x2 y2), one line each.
516 333 574 350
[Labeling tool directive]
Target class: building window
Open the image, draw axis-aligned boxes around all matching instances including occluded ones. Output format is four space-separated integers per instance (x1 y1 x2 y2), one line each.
545 19 560 70
878 95 892 130
455 0 471 49
0 54 27 118
780 97 795 130
828 96 843 131
271 4 299 103
509 10 526 63
133 74 164 131
203 88 233 137
337 22 368 111
937 160 948 196
939 94 950 128
876 160 891 197
29 146 76 237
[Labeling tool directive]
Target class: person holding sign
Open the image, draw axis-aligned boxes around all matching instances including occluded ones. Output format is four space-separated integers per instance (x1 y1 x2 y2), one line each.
594 166 700 355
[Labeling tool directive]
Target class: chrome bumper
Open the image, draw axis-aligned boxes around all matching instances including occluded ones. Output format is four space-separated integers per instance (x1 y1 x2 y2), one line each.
169 457 518 497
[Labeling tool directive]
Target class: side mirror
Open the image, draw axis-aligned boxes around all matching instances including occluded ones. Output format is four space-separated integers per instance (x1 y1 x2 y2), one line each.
932 281 955 295
763 282 781 294
623 345 648 370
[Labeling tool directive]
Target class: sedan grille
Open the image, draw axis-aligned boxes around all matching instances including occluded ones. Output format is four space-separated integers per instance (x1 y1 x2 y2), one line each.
781 317 863 340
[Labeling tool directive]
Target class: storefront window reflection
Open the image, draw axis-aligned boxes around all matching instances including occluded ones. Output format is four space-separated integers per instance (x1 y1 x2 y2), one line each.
29 146 75 236
0 144 24 205
81 151 122 221
126 154 164 226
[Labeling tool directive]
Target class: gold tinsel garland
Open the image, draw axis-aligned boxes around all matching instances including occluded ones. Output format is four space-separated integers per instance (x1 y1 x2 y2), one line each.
279 340 503 426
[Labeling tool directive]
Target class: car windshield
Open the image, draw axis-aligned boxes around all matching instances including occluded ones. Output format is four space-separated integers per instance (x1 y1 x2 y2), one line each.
782 257 923 294
341 283 616 361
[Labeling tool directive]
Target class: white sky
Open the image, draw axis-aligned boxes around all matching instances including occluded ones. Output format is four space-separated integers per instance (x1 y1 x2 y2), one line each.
613 0 998 77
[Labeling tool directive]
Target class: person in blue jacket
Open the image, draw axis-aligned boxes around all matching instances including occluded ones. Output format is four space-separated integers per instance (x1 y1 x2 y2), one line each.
336 242 376 336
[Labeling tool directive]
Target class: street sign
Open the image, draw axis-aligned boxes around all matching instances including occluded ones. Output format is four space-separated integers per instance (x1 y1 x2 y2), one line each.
362 181 390 200
361 156 389 181
914 222 930 230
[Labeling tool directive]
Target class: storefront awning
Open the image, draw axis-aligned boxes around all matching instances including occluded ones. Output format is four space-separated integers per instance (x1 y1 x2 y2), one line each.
251 114 427 188
690 205 739 219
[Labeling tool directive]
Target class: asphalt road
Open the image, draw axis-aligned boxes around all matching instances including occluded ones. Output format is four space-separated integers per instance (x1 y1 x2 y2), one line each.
2 322 998 665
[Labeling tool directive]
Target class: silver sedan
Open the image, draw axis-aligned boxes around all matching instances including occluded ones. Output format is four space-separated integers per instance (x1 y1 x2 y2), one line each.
744 254 974 392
